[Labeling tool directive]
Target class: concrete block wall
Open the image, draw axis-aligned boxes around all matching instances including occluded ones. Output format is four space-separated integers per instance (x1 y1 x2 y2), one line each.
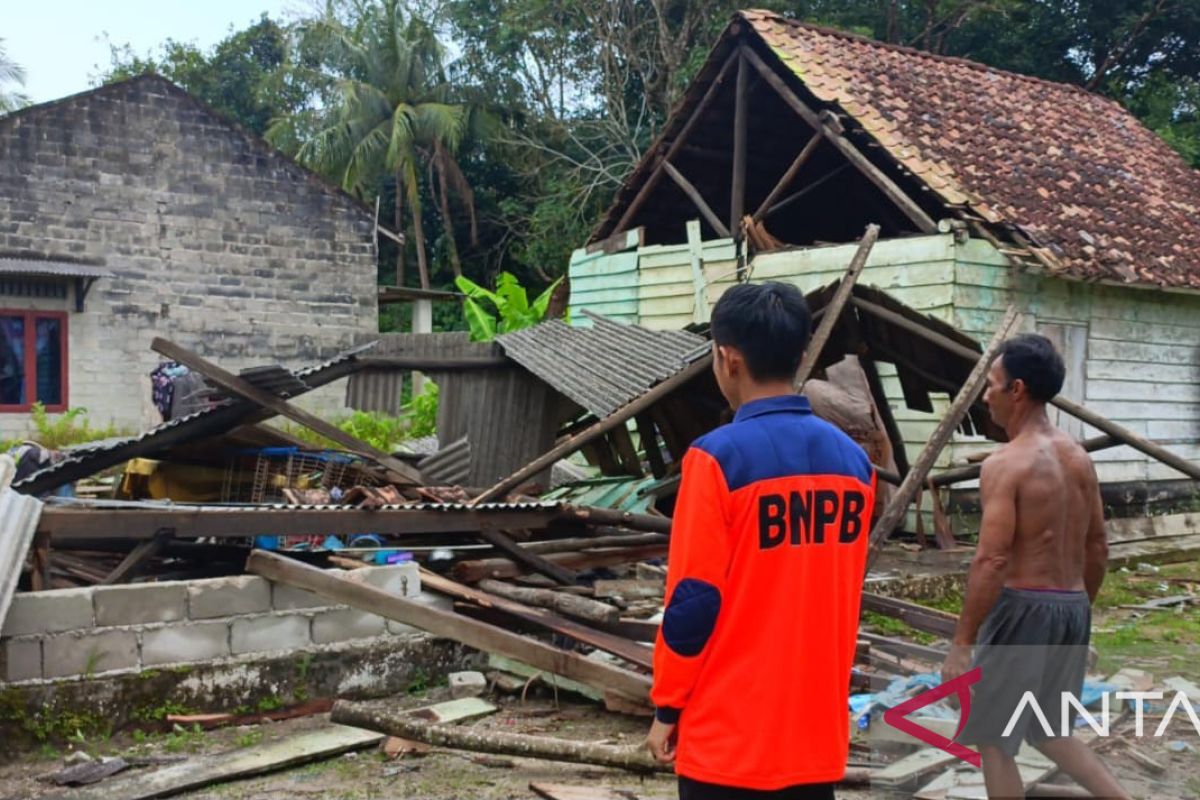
0 75 379 437
0 563 422 683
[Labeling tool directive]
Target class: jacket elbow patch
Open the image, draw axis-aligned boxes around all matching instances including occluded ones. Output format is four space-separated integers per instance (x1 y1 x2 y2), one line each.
662 578 722 657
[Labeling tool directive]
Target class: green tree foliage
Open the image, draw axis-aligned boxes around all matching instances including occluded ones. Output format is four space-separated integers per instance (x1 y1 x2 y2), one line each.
96 17 310 136
268 0 481 288
0 37 29 113
88 0 1200 322
455 272 561 341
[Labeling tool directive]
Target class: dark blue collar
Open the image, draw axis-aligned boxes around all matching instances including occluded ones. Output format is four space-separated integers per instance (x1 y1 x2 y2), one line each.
733 394 812 422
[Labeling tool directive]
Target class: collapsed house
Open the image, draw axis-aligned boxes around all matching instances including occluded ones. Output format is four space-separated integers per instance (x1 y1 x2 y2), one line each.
2 10 1199 799
575 9 1200 505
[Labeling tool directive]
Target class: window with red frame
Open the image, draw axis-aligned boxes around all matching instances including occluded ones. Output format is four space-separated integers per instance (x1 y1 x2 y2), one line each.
0 310 68 412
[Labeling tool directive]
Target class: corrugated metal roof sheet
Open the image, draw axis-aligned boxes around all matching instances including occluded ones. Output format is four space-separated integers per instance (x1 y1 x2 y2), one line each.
541 475 663 514
496 313 706 418
46 497 562 513
13 342 377 495
0 488 43 633
417 435 471 486
0 257 114 278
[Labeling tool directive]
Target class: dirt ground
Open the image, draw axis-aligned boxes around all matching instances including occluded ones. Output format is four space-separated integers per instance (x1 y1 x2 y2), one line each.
1 560 1198 799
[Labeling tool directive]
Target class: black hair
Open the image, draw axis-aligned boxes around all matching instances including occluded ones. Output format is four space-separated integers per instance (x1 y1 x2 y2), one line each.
709 281 812 381
997 334 1065 402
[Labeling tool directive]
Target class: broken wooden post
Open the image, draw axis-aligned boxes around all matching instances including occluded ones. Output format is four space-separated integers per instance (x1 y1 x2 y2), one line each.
469 354 713 506
739 45 937 234
930 434 1118 487
851 295 1200 483
794 224 880 388
101 529 172 585
730 51 749 236
421 570 650 668
332 702 663 772
860 355 911 477
662 160 731 238
613 52 739 234
475 524 577 586
247 550 650 700
752 131 822 223
476 579 620 625
151 338 422 485
865 305 1021 567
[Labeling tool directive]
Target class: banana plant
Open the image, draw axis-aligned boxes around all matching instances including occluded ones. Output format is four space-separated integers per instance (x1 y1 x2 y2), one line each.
455 272 562 341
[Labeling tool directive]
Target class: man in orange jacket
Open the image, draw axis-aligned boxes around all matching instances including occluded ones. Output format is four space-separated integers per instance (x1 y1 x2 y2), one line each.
645 282 876 799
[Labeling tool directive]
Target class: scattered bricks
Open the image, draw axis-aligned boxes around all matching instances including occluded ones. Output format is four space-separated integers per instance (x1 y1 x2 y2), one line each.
2 587 94 636
43 630 139 678
94 583 187 627
349 563 420 598
230 613 311 655
188 576 270 620
142 621 231 666
448 671 487 699
272 583 332 612
311 608 386 645
0 637 42 682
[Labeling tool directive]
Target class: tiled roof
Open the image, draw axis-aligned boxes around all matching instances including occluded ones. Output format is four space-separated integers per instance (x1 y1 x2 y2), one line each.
741 9 1200 288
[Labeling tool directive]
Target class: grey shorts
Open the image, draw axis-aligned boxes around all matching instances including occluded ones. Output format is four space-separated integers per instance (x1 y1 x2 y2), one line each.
956 587 1091 756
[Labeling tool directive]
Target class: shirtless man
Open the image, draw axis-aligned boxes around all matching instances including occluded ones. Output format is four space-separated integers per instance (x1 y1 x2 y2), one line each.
941 334 1130 799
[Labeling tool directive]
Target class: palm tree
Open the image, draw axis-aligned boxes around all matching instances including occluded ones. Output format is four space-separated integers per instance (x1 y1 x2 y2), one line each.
0 39 29 113
270 0 477 288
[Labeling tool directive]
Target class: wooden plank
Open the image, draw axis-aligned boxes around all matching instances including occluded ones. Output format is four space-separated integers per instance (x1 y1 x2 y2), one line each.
635 414 667 478
41 505 563 541
451 545 670 584
866 305 1021 566
686 219 709 324
100 530 171 585
753 130 822 223
248 551 651 700
613 51 739 235
475 578 620 625
476 525 576 586
795 225 879 388
739 45 937 234
151 338 422 485
662 160 731 238
470 355 714 505
585 227 644 256
610 423 645 478
730 52 748 236
55 725 383 800
531 784 641 800
860 355 911 476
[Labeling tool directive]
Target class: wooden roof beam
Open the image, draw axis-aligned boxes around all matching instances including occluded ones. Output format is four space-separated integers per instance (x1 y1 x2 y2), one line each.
739 44 938 234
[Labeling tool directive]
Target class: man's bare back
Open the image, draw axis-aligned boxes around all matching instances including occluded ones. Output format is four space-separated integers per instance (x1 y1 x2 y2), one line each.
983 425 1103 595
943 336 1128 799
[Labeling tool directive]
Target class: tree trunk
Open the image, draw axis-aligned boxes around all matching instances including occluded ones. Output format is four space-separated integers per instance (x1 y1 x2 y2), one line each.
409 178 432 290
393 169 406 287
435 147 462 278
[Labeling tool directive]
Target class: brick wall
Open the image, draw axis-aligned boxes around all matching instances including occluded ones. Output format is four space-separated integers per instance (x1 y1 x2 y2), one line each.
0 563 430 683
0 76 379 437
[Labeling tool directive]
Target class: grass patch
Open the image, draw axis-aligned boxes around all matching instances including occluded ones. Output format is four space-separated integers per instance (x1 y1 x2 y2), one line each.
862 611 939 645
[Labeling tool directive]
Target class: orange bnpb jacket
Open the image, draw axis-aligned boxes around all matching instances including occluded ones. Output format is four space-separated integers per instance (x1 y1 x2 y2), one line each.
652 395 876 790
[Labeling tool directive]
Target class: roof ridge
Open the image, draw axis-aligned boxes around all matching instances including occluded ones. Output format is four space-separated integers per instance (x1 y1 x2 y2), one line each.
738 9 1103 101
0 74 377 222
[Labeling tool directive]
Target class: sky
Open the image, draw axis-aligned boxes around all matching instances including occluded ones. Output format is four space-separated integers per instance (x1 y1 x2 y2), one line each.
5 0 309 104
